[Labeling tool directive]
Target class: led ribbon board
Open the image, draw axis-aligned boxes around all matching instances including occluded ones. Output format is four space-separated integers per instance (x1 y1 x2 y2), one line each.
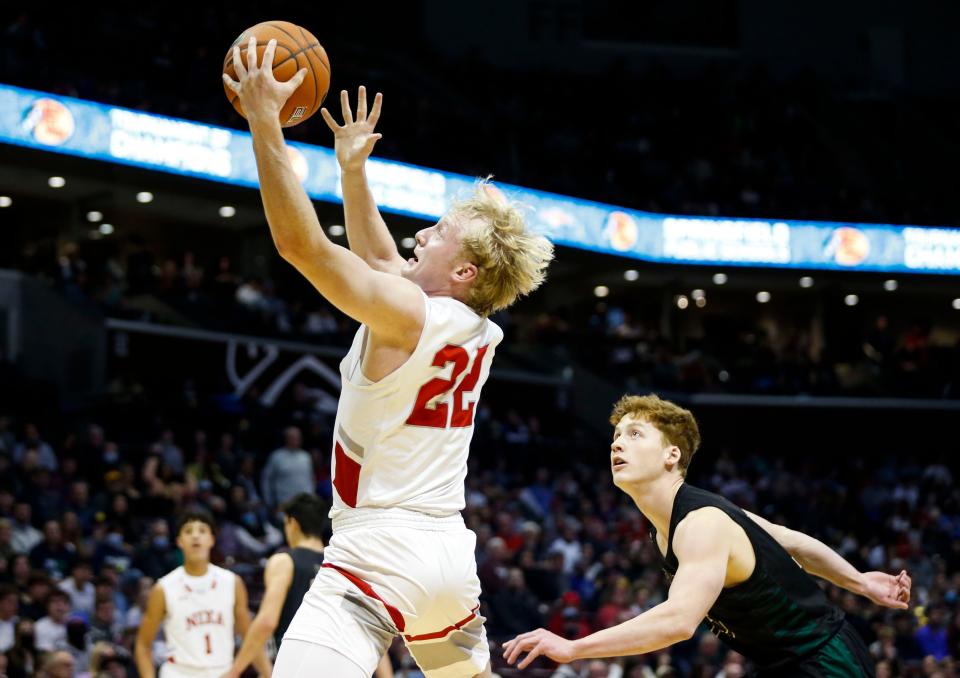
3 82 960 275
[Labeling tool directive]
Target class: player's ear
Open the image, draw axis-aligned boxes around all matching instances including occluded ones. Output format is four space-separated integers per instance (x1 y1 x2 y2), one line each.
664 445 682 470
453 261 478 284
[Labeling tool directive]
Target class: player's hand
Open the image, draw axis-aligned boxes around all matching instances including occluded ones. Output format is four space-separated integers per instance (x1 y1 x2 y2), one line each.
320 86 383 172
223 36 309 126
860 569 911 609
502 628 576 669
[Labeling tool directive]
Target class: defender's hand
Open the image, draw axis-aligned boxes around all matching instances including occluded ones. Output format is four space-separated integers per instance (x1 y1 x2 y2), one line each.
502 628 577 670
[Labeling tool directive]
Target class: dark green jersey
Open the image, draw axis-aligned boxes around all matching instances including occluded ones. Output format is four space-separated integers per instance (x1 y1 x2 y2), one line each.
653 483 849 671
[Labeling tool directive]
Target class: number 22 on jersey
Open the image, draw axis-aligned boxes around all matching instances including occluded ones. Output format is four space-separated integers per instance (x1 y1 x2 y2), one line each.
406 344 489 428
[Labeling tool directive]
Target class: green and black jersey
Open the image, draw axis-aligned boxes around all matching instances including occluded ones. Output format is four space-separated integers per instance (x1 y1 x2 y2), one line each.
652 483 871 675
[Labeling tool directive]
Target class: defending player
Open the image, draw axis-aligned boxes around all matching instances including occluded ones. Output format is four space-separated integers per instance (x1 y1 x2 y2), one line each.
134 511 270 678
223 39 553 678
504 395 912 676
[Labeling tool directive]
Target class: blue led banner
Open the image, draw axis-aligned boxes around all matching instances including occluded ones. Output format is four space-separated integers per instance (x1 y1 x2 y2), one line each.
3 82 960 275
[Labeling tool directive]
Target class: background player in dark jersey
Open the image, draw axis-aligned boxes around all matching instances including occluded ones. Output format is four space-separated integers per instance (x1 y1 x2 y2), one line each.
504 394 912 676
219 493 393 678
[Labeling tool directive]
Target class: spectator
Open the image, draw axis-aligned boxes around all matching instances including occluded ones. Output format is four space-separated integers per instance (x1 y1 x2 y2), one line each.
12 423 57 471
38 650 76 678
34 589 71 652
29 520 76 580
0 583 18 652
489 568 543 638
260 426 313 510
0 518 13 563
10 502 41 554
58 559 96 617
87 595 121 646
917 604 950 661
6 619 37 678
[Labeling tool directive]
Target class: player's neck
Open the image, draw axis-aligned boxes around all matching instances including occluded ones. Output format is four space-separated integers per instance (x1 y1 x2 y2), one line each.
183 560 211 577
628 475 684 540
291 536 325 552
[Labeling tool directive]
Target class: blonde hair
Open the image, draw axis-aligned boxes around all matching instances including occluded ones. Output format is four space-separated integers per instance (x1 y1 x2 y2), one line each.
452 178 554 317
609 394 701 476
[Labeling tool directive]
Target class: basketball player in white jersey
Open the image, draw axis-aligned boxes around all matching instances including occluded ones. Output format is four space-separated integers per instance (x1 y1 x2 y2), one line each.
225 41 553 678
134 511 271 678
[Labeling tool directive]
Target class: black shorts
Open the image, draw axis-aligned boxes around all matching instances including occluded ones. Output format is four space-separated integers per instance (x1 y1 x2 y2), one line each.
756 623 875 677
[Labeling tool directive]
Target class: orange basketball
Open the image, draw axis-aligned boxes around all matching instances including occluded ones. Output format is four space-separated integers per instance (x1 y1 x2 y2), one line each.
222 21 330 128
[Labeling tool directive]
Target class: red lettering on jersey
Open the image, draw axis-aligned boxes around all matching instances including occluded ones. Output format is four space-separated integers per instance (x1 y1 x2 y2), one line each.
185 610 225 630
333 441 361 507
406 345 488 428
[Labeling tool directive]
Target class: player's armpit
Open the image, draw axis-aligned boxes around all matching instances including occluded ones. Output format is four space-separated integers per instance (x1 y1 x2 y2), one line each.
667 508 735 636
744 509 801 553
281 243 425 348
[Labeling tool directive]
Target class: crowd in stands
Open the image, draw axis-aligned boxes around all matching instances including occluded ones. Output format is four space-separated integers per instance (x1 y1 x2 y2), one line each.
10 237 960 401
1 394 959 676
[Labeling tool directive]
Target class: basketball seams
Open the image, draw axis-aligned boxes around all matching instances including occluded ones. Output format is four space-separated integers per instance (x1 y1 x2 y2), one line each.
298 28 319 111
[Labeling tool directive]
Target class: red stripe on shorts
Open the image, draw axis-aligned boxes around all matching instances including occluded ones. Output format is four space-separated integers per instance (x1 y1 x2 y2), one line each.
322 563 406 632
403 605 480 642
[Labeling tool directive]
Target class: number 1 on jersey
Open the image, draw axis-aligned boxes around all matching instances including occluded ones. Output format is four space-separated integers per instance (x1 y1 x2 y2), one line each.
204 633 212 655
406 344 489 428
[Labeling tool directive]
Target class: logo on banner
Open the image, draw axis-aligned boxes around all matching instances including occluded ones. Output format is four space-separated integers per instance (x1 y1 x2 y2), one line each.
825 227 870 266
606 211 638 251
22 98 75 146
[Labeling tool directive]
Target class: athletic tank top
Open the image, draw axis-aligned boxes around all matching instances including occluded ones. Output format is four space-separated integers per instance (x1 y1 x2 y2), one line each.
654 483 845 671
330 291 503 517
158 565 236 670
274 547 325 647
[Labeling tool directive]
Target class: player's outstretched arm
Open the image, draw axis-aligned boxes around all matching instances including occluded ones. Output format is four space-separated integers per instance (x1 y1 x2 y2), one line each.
220 553 293 678
503 509 730 669
224 38 425 345
321 87 405 275
134 583 166 678
744 510 911 608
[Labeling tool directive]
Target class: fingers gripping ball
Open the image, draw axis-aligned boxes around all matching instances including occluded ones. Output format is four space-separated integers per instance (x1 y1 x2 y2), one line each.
222 21 330 128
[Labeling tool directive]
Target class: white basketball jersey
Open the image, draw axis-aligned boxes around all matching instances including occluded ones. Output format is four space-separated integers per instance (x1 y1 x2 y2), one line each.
330 292 502 517
159 565 236 670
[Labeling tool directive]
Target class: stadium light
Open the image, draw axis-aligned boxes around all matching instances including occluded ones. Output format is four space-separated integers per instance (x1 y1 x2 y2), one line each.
401 237 416 248
712 273 728 285
883 279 898 291
756 291 771 303
953 299 960 310
219 205 236 218
799 276 814 288
48 176 66 188
594 285 610 298
624 269 639 281
328 225 345 236
0 196 11 207
676 295 689 309
99 223 114 235
136 192 154 203
86 211 103 222
844 294 859 306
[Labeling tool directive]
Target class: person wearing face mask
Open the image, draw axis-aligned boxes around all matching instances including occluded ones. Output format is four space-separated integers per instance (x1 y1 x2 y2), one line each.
6 619 37 678
134 520 180 581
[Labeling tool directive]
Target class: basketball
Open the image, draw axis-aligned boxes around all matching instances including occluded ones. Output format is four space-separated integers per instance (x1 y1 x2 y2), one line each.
222 21 330 128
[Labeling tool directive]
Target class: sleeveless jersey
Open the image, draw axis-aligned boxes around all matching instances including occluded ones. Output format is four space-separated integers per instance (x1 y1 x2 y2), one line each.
274 547 325 648
654 484 846 671
330 292 502 517
158 565 236 670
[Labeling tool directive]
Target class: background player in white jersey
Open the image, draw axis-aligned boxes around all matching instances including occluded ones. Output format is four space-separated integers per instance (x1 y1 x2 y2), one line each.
134 511 271 678
224 40 553 678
